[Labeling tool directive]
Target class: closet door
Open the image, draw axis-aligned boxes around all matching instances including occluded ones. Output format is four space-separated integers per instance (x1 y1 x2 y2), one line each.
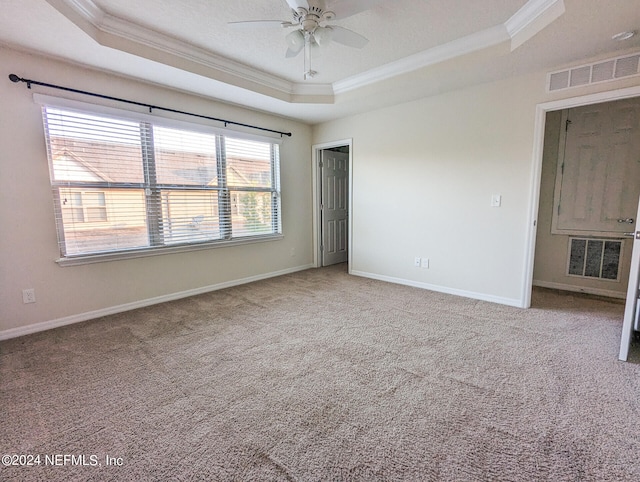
552 98 640 237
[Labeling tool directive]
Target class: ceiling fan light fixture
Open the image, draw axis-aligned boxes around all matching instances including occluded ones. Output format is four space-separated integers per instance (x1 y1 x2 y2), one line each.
313 26 333 46
286 29 305 49
612 30 636 41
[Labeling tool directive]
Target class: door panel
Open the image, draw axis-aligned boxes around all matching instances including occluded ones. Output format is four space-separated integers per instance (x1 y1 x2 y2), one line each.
553 98 640 236
619 196 640 361
321 150 348 266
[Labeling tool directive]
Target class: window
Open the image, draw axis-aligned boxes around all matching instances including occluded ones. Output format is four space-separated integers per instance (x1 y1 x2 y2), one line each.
61 190 107 223
42 105 281 261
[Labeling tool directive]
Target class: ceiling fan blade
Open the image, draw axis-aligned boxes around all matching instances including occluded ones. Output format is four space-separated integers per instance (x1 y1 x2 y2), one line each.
325 0 384 19
228 20 293 29
285 0 310 11
328 25 369 48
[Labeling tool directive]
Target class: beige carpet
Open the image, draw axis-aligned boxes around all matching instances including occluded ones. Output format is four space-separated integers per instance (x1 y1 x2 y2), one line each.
1 264 639 481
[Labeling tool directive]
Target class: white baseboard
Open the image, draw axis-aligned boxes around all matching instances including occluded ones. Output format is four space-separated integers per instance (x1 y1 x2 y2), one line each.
350 270 524 308
0 264 314 341
532 280 626 299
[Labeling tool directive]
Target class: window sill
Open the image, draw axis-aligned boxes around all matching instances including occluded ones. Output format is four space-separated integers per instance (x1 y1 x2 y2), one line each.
56 234 284 266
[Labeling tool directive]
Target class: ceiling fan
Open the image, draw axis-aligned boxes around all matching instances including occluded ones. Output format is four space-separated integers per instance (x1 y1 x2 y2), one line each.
229 0 383 80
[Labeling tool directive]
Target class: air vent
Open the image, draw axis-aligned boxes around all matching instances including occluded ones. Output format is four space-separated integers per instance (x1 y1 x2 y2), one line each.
567 238 622 281
569 66 591 87
615 54 640 78
548 52 640 92
591 60 615 82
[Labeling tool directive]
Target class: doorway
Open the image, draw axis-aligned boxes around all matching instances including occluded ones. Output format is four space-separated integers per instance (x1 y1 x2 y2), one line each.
532 97 640 300
525 86 640 360
524 85 640 308
312 140 352 269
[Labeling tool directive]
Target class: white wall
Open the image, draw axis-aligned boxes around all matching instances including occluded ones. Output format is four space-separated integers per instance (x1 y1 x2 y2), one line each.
0 47 313 337
313 63 640 307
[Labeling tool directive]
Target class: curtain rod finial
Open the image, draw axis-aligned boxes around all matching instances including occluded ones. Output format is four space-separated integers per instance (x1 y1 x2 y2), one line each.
9 74 22 83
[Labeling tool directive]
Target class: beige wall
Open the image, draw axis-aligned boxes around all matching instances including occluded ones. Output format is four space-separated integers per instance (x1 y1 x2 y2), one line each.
4 44 640 337
533 110 632 298
0 47 313 335
313 61 640 306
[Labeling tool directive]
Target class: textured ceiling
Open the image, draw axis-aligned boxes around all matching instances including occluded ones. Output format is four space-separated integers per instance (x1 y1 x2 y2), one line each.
90 0 526 83
1 0 640 123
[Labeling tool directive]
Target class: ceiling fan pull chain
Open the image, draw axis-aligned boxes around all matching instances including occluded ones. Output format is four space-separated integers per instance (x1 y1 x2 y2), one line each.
303 31 317 80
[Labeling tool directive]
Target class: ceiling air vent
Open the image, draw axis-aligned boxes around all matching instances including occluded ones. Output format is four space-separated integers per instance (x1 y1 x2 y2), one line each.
547 52 640 92
615 54 640 77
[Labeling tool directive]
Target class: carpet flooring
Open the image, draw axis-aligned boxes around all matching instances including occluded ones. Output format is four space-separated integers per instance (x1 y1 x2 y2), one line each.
1 264 640 481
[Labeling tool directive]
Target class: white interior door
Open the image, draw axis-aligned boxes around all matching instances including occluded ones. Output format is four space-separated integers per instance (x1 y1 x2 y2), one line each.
618 197 640 361
321 149 349 266
553 98 640 237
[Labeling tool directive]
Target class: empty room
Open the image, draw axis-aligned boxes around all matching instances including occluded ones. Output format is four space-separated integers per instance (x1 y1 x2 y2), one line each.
2 0 640 480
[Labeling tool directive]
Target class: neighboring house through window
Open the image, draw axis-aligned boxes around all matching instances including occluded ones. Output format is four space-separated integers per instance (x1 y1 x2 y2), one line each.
40 101 282 262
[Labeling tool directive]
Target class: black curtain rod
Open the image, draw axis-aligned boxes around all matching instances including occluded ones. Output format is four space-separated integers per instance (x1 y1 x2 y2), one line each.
8 74 292 138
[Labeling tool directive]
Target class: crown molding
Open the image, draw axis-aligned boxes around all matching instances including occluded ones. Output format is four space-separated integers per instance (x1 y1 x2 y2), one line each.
506 0 565 50
46 0 564 103
333 24 510 95
333 0 564 94
47 0 335 103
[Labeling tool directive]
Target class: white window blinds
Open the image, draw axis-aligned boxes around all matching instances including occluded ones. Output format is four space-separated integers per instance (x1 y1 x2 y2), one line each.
42 105 282 260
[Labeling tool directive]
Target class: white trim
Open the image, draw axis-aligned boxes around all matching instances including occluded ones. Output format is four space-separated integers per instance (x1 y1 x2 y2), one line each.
0 264 314 341
311 139 353 270
56 235 285 267
532 280 626 299
505 0 565 50
523 85 640 309
352 270 523 308
333 0 564 94
334 25 510 94
538 85 640 111
505 0 562 37
51 0 297 98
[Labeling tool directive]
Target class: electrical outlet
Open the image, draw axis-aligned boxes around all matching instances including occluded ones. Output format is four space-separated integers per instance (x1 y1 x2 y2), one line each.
414 257 421 267
421 258 430 269
22 288 36 304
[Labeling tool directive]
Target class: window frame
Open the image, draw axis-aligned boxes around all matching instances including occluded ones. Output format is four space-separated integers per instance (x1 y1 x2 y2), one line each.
37 94 284 266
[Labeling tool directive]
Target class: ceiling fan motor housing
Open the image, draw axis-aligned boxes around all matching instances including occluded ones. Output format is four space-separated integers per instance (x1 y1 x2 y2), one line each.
294 6 336 33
